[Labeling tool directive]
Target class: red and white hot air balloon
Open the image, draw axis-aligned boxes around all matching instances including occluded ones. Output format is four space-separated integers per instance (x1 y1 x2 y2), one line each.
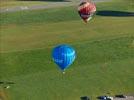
78 0 96 23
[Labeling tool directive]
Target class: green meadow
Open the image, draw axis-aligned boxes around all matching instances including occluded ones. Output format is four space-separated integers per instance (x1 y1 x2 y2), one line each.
0 1 46 8
0 0 134 100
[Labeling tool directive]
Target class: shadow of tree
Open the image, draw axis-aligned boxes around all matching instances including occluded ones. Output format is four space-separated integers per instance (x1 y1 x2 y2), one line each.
96 10 134 17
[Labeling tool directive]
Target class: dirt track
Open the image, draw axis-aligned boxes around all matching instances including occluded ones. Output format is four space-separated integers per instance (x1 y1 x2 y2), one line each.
0 89 8 100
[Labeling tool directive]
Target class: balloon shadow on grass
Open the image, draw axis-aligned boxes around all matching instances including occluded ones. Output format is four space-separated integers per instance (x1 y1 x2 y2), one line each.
96 10 134 17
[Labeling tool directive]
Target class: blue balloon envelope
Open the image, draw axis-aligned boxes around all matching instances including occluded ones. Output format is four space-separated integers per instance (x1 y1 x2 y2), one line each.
52 44 76 71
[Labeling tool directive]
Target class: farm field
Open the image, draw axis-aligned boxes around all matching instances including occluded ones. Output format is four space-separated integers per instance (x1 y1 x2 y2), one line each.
0 0 134 100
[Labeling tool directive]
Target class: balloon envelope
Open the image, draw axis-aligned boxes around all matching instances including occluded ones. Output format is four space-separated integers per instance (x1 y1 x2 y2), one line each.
52 44 76 71
78 1 96 23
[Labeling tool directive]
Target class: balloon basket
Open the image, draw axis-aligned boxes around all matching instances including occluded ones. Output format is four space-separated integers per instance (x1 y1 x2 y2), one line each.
62 71 65 74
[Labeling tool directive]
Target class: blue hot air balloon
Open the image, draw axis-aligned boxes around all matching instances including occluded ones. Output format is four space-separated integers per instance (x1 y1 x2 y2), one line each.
52 44 76 72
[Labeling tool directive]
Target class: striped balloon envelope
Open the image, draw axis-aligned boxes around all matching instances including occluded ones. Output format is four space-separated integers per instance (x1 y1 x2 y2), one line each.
78 0 96 23
52 44 76 72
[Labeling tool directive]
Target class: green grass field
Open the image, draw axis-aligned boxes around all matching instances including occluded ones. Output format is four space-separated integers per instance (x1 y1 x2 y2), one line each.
0 1 47 9
0 0 73 9
0 0 134 100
